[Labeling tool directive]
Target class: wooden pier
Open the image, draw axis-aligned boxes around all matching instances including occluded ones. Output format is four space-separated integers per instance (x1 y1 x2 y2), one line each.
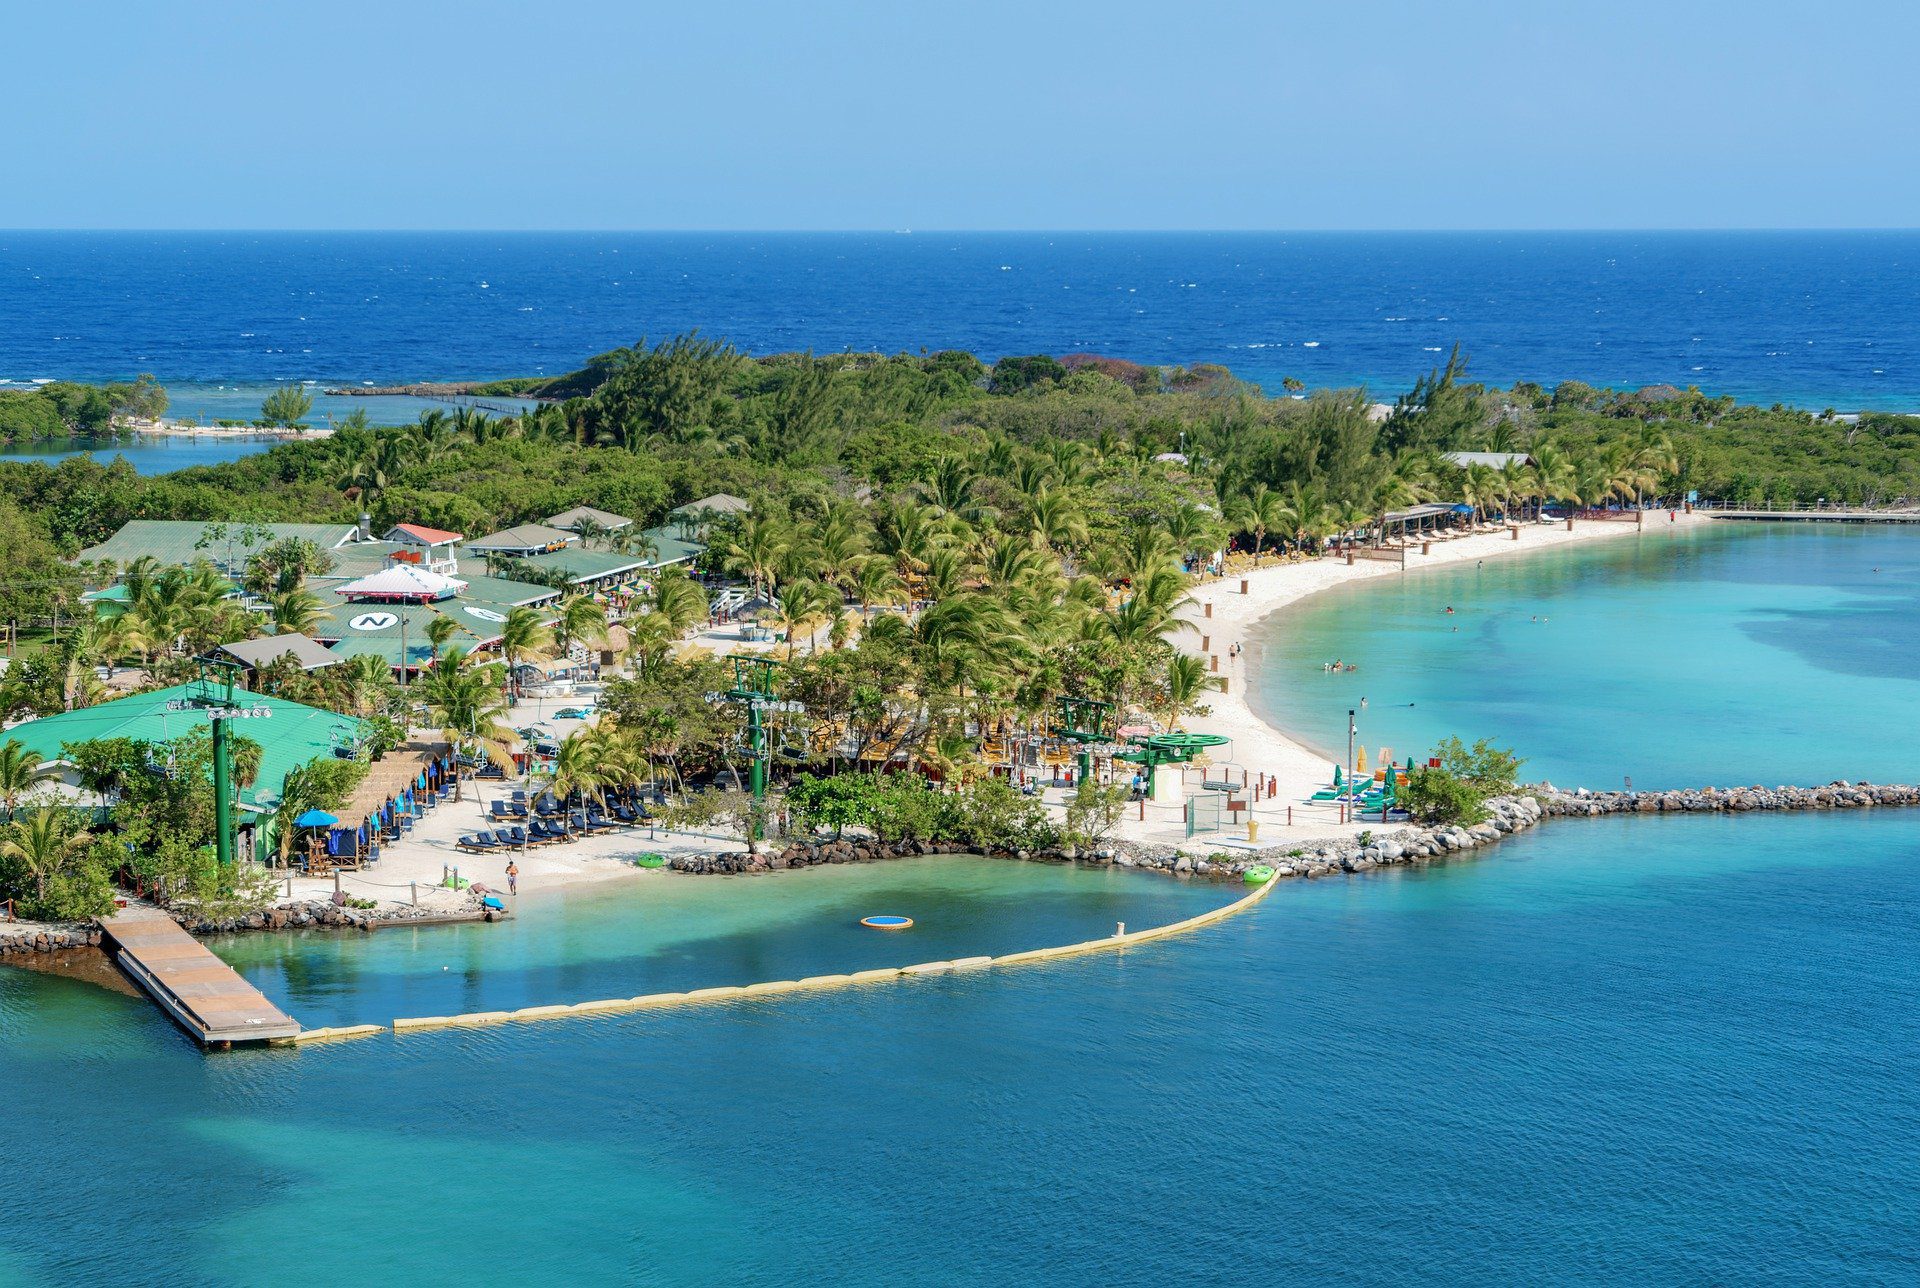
1698 503 1920 523
102 905 300 1048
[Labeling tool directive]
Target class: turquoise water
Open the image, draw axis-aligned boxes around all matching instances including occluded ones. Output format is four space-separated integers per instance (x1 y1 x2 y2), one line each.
207 857 1235 1030
4 814 1917 1283
6 527 1920 1283
1251 522 1920 790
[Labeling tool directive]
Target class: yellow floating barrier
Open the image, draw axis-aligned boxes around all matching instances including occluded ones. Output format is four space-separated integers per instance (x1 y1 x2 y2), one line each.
569 998 638 1015
510 1004 574 1022
899 961 953 975
293 1024 385 1044
742 980 805 996
849 968 903 983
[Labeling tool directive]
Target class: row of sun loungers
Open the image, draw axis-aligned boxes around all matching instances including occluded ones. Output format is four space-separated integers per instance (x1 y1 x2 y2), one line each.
458 803 651 852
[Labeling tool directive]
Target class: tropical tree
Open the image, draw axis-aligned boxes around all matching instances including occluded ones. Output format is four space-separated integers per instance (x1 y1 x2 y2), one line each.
259 385 313 428
1228 483 1291 564
1155 654 1224 731
269 588 329 636
553 595 608 656
0 808 90 904
0 739 54 818
496 605 555 698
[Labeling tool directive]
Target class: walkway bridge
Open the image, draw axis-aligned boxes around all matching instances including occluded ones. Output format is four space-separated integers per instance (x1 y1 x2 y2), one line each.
1697 502 1920 523
102 904 300 1048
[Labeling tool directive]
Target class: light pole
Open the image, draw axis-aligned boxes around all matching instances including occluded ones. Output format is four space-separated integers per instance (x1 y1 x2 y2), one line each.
1346 707 1357 826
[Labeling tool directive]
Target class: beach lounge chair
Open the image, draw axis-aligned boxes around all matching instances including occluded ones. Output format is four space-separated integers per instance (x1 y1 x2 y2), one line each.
612 804 639 824
489 801 510 819
457 831 500 853
505 826 530 848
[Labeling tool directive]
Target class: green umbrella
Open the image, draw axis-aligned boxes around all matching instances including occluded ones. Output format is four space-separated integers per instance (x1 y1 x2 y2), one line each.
1333 764 1344 787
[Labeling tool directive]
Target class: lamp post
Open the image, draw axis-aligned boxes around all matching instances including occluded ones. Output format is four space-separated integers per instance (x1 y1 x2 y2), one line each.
1346 707 1357 826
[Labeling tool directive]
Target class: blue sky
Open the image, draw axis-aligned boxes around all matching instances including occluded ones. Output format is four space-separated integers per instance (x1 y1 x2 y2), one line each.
6 0 1916 230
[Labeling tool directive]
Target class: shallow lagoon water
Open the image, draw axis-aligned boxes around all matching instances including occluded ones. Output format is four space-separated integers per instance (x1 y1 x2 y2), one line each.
208 856 1236 1030
1251 522 1920 789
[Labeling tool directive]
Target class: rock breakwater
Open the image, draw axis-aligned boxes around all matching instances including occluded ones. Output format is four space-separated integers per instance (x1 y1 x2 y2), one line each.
0 923 101 955
1540 782 1920 814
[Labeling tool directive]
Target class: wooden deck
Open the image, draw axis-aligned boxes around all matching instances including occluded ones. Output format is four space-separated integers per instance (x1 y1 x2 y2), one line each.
1701 506 1920 523
102 905 301 1047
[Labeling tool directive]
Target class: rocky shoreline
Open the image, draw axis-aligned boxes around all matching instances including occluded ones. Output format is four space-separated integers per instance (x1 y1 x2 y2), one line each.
176 893 506 937
1541 782 1920 814
7 781 1915 955
0 923 101 955
664 795 1553 882
671 779 1920 886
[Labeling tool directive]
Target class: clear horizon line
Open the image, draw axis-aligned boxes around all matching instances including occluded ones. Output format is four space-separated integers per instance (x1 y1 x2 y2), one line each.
4 226 1920 236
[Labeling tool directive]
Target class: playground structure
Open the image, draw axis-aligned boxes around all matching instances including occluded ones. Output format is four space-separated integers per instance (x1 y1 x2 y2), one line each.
1114 731 1234 803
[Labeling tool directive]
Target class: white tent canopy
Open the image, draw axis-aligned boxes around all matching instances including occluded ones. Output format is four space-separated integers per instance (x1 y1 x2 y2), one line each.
335 564 468 600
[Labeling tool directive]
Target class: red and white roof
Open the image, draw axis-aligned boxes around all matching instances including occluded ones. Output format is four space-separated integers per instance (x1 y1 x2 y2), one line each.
386 523 465 547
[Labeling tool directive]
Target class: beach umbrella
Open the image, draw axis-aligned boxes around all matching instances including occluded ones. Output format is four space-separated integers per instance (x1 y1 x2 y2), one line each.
294 809 338 828
1356 745 1368 774
1333 765 1343 787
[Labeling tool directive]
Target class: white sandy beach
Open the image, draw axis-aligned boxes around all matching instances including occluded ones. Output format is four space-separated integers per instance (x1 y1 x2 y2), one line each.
1123 509 1712 852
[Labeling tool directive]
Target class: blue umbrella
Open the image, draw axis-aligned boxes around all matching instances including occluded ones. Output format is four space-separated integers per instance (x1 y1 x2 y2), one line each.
295 809 338 828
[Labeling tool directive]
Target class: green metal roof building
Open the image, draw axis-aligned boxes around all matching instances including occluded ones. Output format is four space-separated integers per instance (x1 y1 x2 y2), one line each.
7 679 367 813
78 521 363 570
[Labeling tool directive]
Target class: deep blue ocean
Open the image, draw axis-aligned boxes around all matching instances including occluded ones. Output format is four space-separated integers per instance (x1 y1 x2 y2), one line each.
2 230 1917 410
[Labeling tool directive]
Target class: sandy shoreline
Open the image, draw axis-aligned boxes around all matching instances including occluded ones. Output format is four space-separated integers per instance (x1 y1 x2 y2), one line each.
1140 510 1713 850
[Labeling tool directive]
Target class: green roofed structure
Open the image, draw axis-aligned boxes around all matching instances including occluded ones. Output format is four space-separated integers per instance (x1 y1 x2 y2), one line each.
304 565 562 676
518 546 649 588
6 678 367 814
78 521 364 572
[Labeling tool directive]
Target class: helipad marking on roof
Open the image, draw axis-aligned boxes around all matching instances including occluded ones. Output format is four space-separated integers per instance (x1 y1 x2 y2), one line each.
349 611 399 631
465 606 507 623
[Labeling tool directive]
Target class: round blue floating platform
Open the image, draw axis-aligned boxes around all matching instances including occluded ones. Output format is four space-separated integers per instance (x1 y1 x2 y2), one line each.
860 915 914 930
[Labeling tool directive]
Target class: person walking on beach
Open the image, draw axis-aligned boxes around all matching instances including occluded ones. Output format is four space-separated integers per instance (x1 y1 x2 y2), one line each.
506 860 519 896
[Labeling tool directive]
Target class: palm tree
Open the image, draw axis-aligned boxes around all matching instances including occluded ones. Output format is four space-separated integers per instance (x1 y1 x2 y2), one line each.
0 739 54 818
723 513 790 601
851 557 904 614
1228 483 1290 564
547 731 608 833
1156 654 1225 731
553 595 608 657
261 762 328 868
418 649 516 797
425 614 461 660
647 573 710 634
496 605 554 698
269 588 329 636
0 809 90 905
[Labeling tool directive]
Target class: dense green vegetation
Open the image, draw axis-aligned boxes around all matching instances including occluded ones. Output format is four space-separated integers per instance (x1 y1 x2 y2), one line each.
0 376 165 444
0 337 1913 906
1401 737 1526 825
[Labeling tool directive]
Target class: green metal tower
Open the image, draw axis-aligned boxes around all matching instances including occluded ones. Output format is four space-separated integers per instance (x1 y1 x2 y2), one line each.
175 656 274 866
720 657 785 841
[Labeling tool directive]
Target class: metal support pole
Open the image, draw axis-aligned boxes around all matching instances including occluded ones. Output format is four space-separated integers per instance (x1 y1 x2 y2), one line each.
1346 708 1357 829
213 715 234 867
748 703 765 842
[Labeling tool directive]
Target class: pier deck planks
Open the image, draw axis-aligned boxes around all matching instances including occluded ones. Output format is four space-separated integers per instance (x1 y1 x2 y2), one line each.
102 905 300 1046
